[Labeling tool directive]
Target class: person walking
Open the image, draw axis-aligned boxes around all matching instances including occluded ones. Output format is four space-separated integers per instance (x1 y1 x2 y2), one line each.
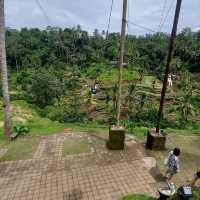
164 147 181 180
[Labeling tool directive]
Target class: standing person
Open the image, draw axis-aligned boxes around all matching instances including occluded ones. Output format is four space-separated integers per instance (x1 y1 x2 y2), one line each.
164 147 181 180
167 74 173 87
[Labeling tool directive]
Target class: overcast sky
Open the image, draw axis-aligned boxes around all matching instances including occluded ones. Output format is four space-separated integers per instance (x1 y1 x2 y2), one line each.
5 0 200 35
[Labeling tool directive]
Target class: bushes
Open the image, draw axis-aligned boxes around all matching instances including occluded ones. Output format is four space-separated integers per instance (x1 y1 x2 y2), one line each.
13 124 30 136
41 95 86 123
85 63 106 79
16 70 33 90
15 67 88 123
124 108 178 131
129 108 157 127
26 70 62 107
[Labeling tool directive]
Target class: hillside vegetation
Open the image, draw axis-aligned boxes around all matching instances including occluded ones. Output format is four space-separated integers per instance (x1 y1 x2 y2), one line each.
1 26 200 137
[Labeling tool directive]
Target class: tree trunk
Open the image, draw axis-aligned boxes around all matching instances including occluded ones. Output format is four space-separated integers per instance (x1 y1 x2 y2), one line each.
0 0 12 139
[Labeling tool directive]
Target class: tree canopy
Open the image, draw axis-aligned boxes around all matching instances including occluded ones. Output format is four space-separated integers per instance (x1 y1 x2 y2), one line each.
5 26 200 74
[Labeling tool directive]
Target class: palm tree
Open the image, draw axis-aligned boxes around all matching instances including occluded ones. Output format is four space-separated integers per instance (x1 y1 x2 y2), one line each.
176 95 194 122
0 0 12 139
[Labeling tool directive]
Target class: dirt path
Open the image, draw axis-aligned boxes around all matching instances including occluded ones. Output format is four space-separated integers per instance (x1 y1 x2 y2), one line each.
0 132 157 200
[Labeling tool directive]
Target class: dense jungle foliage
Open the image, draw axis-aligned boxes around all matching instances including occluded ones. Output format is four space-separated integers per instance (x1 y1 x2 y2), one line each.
3 26 200 131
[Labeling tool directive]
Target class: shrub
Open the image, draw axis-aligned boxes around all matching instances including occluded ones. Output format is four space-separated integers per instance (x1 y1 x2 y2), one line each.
41 95 86 123
26 70 62 108
129 108 157 127
13 124 30 136
62 95 86 122
42 106 65 122
86 63 106 79
16 70 33 90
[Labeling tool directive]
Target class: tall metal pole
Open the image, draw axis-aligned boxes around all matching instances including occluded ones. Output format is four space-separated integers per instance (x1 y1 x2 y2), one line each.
116 0 128 126
156 0 182 133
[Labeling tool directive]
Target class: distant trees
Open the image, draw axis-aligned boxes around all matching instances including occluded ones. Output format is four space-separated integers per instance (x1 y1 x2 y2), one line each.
5 26 200 74
2 25 200 129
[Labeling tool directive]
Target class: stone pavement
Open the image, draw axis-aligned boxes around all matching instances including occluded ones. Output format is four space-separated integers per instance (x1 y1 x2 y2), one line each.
0 149 7 158
0 132 157 200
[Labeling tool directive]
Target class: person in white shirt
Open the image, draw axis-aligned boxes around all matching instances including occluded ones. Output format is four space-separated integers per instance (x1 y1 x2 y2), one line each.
164 147 181 180
168 74 173 87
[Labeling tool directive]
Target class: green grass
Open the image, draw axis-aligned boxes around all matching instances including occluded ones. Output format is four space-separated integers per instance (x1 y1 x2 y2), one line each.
0 100 67 136
99 69 138 84
0 99 109 161
63 137 91 155
165 128 200 135
0 100 67 161
192 189 200 200
121 191 200 200
0 135 39 161
66 122 108 135
128 126 149 139
121 194 156 200
28 118 66 135
142 75 161 88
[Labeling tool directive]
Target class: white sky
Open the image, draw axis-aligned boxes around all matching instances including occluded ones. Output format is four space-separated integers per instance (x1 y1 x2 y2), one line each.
5 0 200 35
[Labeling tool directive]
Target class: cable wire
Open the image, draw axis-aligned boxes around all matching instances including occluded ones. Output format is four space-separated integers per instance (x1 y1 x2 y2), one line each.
128 20 157 34
158 0 175 32
35 0 51 25
158 0 167 31
106 0 114 37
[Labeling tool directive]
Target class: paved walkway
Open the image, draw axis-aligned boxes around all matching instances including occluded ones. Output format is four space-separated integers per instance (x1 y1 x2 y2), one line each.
0 132 157 200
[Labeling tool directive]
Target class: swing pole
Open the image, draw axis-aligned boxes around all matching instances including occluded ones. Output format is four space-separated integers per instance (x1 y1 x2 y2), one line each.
156 0 182 133
116 0 128 126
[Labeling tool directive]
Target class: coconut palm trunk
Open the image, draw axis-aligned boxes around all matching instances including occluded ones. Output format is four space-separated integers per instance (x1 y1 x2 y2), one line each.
0 0 12 139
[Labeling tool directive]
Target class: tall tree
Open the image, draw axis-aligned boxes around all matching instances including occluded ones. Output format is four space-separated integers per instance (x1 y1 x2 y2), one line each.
0 0 12 138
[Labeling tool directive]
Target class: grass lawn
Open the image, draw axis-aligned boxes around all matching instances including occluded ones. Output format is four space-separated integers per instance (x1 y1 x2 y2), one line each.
66 122 108 135
0 100 67 136
0 98 200 161
99 69 138 85
63 137 91 155
0 100 109 161
121 194 156 200
28 118 66 135
192 189 200 200
0 135 40 161
128 126 149 139
0 100 67 161
121 191 200 200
